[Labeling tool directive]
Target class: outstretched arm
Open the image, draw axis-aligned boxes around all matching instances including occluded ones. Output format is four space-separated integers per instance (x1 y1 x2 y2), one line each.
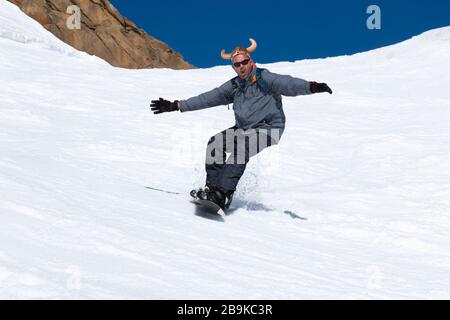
150 81 234 115
178 81 234 112
261 70 332 96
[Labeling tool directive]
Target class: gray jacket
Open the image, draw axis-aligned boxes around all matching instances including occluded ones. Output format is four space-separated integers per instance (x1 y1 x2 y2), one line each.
179 67 312 133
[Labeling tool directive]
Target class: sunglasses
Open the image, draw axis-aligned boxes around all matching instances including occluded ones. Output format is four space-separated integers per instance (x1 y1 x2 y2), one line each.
232 59 250 68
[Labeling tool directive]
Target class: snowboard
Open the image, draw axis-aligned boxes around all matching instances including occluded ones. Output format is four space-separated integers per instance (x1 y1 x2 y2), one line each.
190 193 226 217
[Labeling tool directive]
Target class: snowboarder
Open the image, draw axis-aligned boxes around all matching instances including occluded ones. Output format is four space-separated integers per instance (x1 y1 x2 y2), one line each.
150 38 332 211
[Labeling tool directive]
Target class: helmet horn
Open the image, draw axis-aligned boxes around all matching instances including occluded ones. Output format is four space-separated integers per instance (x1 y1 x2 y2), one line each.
246 38 257 53
220 38 257 60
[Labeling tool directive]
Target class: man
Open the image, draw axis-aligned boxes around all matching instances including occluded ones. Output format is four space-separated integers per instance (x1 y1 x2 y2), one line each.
151 38 332 210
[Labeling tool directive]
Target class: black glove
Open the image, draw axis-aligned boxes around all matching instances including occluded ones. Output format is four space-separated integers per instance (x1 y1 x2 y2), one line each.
310 82 332 94
150 98 179 114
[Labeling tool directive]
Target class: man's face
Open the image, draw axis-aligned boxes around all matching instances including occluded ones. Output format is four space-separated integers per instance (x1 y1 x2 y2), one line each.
231 54 254 79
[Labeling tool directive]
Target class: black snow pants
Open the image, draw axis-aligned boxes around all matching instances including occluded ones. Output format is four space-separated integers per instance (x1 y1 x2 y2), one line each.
205 126 281 192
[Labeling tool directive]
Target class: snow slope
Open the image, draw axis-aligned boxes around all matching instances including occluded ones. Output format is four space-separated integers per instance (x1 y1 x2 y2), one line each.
1 0 450 299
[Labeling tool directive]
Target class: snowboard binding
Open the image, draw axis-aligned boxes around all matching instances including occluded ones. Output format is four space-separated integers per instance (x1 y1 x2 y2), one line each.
190 186 233 210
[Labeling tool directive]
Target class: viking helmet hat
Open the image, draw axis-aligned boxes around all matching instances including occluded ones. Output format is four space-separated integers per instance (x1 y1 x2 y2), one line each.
221 38 257 60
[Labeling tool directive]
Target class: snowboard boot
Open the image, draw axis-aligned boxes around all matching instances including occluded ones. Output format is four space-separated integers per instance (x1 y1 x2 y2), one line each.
206 186 234 210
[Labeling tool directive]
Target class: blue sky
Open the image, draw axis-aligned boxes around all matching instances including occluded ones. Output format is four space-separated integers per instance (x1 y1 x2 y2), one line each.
111 0 449 68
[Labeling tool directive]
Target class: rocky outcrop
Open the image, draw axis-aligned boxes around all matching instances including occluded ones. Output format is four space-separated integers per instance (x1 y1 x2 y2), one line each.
8 0 194 69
